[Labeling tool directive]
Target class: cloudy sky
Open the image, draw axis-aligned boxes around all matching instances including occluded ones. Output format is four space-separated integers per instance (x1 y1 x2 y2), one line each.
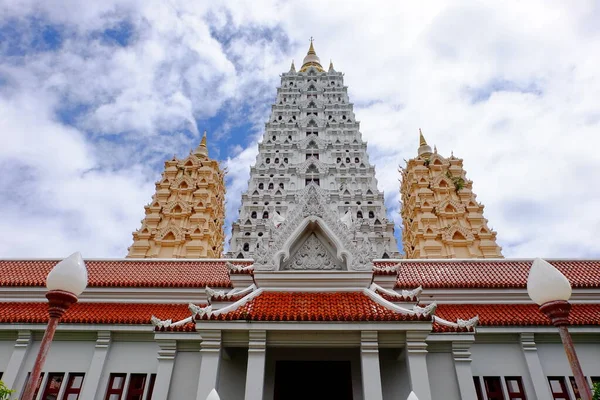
0 1 599 259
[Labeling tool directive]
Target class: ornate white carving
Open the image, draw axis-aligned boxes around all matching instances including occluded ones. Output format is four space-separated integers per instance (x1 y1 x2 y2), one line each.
254 184 373 271
150 315 172 328
206 284 256 301
225 262 254 273
205 287 226 299
433 315 479 330
283 233 341 270
401 286 423 298
369 283 422 300
189 303 212 318
340 210 353 229
299 134 328 150
363 288 432 316
412 302 437 317
457 316 479 329
271 211 286 228
298 157 327 174
372 263 400 273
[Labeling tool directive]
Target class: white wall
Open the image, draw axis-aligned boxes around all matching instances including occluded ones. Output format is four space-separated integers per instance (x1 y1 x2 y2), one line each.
379 348 411 400
15 338 96 397
537 342 600 378
168 350 202 400
217 347 247 400
471 341 536 399
0 337 16 373
97 340 158 398
427 352 460 400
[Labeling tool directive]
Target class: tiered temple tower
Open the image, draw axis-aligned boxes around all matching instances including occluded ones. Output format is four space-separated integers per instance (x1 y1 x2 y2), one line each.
228 41 400 259
127 132 226 258
400 130 503 259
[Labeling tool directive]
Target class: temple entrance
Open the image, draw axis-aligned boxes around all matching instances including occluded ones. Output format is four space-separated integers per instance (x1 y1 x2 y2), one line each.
273 360 353 400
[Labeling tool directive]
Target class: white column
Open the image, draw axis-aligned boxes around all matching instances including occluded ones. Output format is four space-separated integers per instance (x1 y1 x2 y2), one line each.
152 338 177 400
244 330 267 400
80 331 111 400
520 333 553 400
360 331 383 400
196 330 222 400
452 340 478 399
406 331 432 400
2 330 31 392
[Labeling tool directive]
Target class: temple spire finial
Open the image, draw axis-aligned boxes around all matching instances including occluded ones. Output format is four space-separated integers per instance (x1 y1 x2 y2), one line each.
194 130 209 158
329 59 334 72
300 37 324 72
290 59 296 73
417 128 432 157
419 128 427 146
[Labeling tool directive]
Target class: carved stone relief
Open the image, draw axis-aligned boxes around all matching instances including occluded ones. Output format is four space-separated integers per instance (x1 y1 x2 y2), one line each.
282 233 341 270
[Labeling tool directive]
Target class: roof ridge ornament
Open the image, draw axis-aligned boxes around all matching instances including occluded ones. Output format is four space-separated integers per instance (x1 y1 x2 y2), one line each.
433 314 479 331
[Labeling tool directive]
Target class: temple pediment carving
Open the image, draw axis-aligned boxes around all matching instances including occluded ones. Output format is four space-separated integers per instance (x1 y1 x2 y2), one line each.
254 184 374 271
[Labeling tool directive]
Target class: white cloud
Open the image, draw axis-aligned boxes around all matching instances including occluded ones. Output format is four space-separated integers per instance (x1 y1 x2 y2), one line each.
0 0 599 258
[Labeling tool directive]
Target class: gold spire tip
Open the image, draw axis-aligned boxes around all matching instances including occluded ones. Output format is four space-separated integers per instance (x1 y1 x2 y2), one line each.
308 37 316 55
200 130 207 147
419 128 427 146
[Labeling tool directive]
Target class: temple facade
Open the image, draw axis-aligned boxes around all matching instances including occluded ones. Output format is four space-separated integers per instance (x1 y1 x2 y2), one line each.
127 133 226 259
0 43 598 400
400 130 503 259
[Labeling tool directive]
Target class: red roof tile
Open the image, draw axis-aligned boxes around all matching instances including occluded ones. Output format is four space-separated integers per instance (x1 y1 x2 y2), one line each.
2 300 599 332
0 260 246 288
0 302 192 327
205 292 431 322
434 303 600 332
394 260 600 289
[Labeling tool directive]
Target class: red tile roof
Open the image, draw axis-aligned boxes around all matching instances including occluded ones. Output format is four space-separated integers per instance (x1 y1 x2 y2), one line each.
204 292 432 322
2 259 598 290
434 303 600 332
1 301 599 333
0 302 193 329
0 260 244 288
394 260 600 289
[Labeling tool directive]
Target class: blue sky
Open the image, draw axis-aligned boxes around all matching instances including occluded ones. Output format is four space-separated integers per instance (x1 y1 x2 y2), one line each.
0 1 599 258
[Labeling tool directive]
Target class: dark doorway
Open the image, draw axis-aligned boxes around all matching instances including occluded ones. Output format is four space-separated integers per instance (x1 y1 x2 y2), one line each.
273 360 353 400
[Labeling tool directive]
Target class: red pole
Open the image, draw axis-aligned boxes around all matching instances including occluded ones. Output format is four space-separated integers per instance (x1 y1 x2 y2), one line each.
539 300 593 400
21 290 78 400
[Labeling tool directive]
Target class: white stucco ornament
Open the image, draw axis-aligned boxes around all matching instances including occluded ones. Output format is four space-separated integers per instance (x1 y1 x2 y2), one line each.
527 258 572 305
206 388 220 400
407 391 419 400
272 211 285 228
46 251 88 296
340 210 353 229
